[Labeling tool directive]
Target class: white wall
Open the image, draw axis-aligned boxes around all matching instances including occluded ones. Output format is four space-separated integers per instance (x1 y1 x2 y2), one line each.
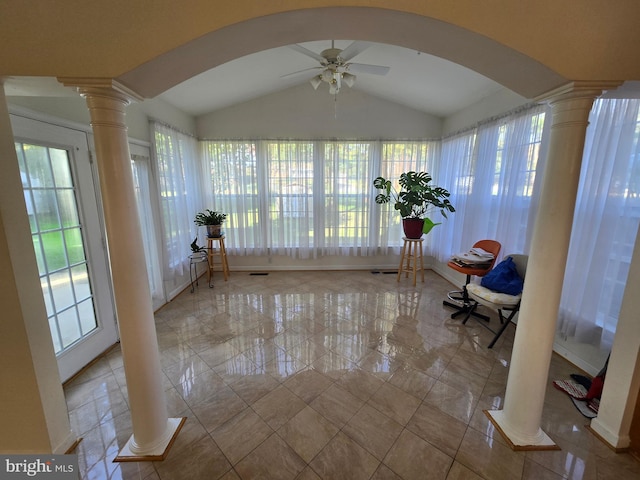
197 83 443 139
6 95 196 142
442 88 529 135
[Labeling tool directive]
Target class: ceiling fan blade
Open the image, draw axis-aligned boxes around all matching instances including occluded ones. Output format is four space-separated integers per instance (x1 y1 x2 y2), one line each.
280 66 322 79
288 44 326 63
339 41 373 61
347 63 390 76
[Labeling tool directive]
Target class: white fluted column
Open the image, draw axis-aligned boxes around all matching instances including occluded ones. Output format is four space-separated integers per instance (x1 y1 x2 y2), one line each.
60 78 184 459
487 82 620 449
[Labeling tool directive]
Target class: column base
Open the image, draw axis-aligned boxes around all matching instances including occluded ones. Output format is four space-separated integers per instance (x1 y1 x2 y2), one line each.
588 418 630 450
485 410 560 451
114 417 186 462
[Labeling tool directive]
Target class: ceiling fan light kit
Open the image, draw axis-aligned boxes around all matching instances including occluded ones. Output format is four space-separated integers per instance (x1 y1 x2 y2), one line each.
310 76 322 90
321 68 334 82
285 40 390 95
342 72 356 88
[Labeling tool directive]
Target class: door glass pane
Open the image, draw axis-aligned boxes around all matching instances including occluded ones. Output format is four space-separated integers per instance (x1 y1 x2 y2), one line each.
50 149 73 187
64 228 85 265
41 281 54 316
26 192 38 233
32 235 46 275
17 142 99 354
78 299 97 335
57 190 79 227
40 231 67 270
58 308 81 349
33 190 60 231
24 144 55 187
71 264 91 301
48 316 62 352
50 270 74 312
15 143 27 186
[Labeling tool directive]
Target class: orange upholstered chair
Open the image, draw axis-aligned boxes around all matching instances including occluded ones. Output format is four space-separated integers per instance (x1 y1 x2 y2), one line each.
443 239 501 320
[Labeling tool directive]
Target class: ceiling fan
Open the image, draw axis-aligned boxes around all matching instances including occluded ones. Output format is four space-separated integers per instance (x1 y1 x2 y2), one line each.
282 41 390 94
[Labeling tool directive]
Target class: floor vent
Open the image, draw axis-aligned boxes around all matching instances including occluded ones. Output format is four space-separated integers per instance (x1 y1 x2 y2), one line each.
371 270 398 275
250 272 269 276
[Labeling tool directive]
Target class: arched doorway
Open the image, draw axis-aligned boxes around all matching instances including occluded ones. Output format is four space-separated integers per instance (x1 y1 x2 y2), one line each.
117 7 566 101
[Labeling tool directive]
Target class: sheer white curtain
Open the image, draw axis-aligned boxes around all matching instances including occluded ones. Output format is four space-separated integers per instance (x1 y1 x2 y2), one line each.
265 141 316 258
432 105 548 262
321 141 378 257
558 98 640 349
201 141 263 255
201 139 440 258
377 141 440 253
152 122 203 296
131 153 165 308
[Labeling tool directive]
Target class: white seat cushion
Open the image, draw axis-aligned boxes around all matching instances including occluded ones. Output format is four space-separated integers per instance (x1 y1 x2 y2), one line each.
467 282 521 307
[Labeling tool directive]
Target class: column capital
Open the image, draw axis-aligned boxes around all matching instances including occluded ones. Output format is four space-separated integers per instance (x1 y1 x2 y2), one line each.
535 81 623 104
57 77 144 104
60 78 142 131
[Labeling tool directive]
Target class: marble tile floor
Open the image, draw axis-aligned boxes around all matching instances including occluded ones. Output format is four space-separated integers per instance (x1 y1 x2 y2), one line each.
64 270 640 480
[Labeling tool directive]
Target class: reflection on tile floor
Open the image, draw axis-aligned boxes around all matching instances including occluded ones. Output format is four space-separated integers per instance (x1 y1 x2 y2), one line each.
65 270 640 479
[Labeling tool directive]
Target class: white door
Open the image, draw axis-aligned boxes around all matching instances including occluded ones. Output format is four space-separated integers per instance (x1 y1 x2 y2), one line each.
11 114 118 382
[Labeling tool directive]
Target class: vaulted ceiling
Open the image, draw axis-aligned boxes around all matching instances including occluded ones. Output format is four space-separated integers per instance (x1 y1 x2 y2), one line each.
157 40 506 118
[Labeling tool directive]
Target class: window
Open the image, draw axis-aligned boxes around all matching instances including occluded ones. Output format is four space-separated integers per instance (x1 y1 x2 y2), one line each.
202 139 439 257
433 105 548 261
493 111 545 197
152 122 202 298
266 142 315 256
131 149 165 308
16 142 97 353
322 142 373 254
559 99 640 348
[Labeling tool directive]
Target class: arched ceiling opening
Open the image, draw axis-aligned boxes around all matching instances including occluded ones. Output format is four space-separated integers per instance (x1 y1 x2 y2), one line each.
117 7 567 103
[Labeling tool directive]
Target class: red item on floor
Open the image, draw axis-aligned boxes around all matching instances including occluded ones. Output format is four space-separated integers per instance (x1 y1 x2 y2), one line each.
586 375 604 400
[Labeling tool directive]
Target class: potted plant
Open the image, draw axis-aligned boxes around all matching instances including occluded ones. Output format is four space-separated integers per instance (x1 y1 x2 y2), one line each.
194 209 227 238
373 171 455 238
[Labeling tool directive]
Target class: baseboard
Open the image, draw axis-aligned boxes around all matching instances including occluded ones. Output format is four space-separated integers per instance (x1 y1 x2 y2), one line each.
53 431 80 454
588 419 631 451
552 340 608 377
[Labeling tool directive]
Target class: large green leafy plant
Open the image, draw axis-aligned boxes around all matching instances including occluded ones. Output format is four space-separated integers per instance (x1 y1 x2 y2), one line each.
373 171 455 230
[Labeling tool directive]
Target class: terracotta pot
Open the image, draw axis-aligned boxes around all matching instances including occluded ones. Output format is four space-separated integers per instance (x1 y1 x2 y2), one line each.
206 224 223 238
402 218 424 239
